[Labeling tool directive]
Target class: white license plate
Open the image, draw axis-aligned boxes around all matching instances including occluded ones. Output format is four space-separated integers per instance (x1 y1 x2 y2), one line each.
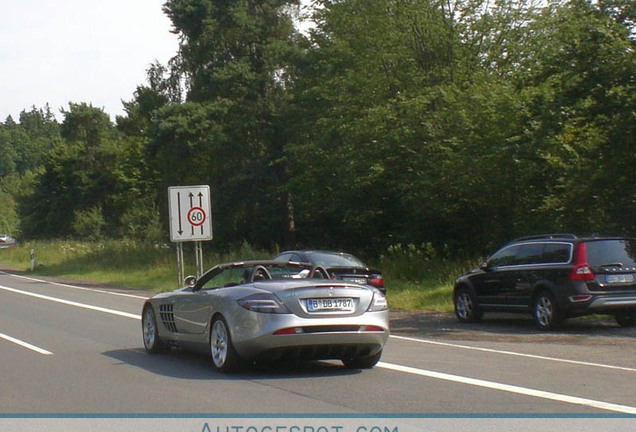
307 298 354 312
606 274 634 284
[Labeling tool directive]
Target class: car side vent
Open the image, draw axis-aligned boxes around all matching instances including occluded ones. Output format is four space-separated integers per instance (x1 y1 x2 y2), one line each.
159 304 178 333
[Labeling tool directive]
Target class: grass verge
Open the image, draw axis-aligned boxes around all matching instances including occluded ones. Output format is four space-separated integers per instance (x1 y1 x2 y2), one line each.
0 240 468 312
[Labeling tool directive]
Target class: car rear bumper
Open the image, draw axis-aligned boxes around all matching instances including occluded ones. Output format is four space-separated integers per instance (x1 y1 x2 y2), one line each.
231 310 390 360
565 294 636 314
588 295 636 310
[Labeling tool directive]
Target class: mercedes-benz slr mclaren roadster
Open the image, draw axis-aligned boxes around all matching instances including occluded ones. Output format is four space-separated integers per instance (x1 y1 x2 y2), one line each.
141 261 389 372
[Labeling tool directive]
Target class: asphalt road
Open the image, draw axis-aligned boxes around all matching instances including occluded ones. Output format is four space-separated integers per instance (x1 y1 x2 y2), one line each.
1 270 635 415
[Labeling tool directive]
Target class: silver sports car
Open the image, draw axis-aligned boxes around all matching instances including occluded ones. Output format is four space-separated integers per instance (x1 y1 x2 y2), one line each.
141 260 389 372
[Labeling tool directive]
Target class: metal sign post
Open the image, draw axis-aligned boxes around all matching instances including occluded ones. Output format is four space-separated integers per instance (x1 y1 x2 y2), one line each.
176 242 184 285
195 241 203 278
168 185 213 284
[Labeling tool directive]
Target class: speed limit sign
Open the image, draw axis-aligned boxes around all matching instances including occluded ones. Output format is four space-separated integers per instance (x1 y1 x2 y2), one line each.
187 206 206 226
168 185 213 242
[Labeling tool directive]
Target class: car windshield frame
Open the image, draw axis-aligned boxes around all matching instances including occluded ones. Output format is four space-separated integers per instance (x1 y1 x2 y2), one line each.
194 261 315 291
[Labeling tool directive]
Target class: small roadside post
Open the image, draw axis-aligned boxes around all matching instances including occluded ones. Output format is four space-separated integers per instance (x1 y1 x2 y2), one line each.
168 185 213 284
30 249 35 271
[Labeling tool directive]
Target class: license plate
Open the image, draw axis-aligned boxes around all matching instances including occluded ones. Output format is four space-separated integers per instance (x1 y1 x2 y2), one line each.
307 298 354 312
606 274 634 284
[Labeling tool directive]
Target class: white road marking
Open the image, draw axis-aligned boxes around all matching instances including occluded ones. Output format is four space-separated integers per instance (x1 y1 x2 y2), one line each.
0 271 148 300
377 362 636 414
390 334 636 373
3 276 635 414
0 284 141 320
0 332 53 355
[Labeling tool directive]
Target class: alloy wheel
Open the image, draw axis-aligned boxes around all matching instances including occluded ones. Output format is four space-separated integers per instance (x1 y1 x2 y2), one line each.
456 292 473 320
534 293 558 329
211 319 229 368
142 308 157 350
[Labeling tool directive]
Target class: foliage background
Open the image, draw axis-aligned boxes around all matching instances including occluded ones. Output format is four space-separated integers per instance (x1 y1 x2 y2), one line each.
1 0 634 263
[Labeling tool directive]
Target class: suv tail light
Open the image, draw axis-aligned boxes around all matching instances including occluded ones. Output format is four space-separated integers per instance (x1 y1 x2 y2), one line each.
570 242 595 281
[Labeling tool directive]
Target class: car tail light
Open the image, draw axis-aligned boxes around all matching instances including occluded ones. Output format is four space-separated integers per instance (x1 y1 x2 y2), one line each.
570 242 595 281
369 274 384 288
367 293 388 312
238 293 290 314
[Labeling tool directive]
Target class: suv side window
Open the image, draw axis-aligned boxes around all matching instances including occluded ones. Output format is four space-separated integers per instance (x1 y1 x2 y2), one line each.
488 245 518 267
541 243 572 264
514 243 544 265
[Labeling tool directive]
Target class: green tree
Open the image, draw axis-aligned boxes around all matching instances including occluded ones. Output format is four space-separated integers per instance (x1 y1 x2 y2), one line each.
518 0 636 235
286 0 544 253
16 106 61 173
0 117 19 178
142 0 302 248
19 104 130 239
0 108 61 237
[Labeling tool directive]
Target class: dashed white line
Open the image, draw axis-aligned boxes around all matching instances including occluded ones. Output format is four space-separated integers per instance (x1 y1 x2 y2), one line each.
0 332 53 355
0 284 141 320
390 334 636 373
2 275 635 414
0 271 148 300
377 362 636 414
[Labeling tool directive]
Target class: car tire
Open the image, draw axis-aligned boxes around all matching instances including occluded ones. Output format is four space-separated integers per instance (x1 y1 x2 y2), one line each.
210 315 244 373
454 286 482 322
533 291 562 331
342 349 382 369
142 305 165 353
615 312 636 327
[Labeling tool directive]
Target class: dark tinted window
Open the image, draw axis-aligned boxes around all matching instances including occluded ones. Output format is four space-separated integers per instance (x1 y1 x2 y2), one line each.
585 239 636 267
274 253 304 263
514 244 544 265
274 253 294 262
307 252 366 267
541 243 571 264
488 245 518 267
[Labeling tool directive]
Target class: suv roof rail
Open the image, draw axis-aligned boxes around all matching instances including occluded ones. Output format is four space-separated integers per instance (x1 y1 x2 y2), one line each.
513 233 578 241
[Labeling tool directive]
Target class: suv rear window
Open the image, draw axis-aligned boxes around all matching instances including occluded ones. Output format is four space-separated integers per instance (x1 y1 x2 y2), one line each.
585 239 636 267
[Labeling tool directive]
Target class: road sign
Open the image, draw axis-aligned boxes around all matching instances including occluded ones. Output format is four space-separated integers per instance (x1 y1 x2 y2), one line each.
168 185 213 242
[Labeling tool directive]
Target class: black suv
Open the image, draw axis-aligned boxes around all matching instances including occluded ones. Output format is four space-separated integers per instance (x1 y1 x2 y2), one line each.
453 234 636 330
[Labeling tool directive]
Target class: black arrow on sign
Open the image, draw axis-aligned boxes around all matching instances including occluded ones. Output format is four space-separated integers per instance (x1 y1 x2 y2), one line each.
198 192 204 235
177 192 183 235
189 192 195 235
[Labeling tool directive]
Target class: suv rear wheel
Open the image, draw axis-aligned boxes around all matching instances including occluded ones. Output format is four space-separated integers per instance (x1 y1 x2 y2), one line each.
533 291 562 330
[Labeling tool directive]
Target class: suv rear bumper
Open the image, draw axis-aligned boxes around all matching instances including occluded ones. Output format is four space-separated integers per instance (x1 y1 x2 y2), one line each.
567 294 636 313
